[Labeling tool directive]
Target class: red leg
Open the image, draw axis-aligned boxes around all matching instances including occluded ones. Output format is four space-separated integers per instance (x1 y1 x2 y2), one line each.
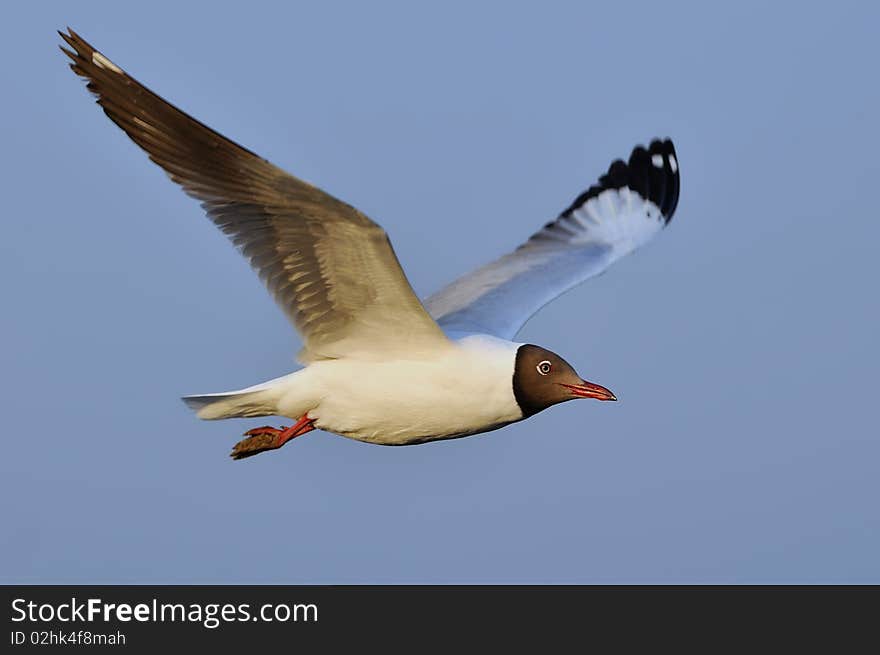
230 415 315 460
273 415 316 448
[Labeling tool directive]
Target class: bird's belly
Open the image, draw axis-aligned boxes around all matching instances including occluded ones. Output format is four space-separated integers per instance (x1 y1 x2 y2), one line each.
307 359 523 445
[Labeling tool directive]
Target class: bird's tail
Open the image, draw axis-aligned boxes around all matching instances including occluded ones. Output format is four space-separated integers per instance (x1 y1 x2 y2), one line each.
182 384 281 420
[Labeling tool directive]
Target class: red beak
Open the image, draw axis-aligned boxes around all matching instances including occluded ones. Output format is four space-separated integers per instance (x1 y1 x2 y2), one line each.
560 381 617 402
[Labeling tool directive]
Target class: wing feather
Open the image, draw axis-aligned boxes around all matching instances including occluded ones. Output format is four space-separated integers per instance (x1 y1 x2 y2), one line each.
426 139 680 338
61 29 448 362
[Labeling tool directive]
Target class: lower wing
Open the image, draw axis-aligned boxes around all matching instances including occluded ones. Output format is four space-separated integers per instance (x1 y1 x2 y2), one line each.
425 139 680 339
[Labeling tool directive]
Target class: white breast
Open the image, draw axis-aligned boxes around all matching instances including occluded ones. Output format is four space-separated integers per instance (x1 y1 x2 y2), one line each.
281 335 523 445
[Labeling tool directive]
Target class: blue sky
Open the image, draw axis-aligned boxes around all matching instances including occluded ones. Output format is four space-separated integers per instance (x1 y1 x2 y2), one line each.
1 1 878 582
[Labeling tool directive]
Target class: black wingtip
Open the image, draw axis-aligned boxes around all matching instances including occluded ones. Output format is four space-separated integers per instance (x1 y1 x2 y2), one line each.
644 138 679 220
562 137 680 224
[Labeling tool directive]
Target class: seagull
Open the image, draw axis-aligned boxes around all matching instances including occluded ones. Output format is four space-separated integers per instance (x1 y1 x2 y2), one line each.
60 28 680 459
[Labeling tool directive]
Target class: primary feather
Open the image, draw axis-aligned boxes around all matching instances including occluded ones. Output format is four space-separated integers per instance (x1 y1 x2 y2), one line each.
426 139 680 339
60 28 448 363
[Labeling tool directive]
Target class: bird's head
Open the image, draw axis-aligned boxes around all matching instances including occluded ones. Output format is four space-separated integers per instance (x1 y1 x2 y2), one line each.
512 344 616 417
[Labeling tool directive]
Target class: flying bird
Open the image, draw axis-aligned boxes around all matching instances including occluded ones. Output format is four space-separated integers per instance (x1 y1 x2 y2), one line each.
60 28 680 459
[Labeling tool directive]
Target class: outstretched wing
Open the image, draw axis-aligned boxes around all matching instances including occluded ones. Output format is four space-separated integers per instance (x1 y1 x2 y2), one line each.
425 139 680 339
60 28 449 362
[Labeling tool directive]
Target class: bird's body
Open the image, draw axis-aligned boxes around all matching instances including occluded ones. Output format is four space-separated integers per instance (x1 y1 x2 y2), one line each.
301 335 525 444
204 335 523 445
60 28 681 458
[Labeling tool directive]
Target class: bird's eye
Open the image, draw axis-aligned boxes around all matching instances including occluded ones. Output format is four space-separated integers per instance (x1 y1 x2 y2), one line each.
536 360 552 375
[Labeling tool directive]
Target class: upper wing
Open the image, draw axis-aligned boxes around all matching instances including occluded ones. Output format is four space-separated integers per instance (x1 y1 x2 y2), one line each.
60 29 448 362
425 139 680 339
